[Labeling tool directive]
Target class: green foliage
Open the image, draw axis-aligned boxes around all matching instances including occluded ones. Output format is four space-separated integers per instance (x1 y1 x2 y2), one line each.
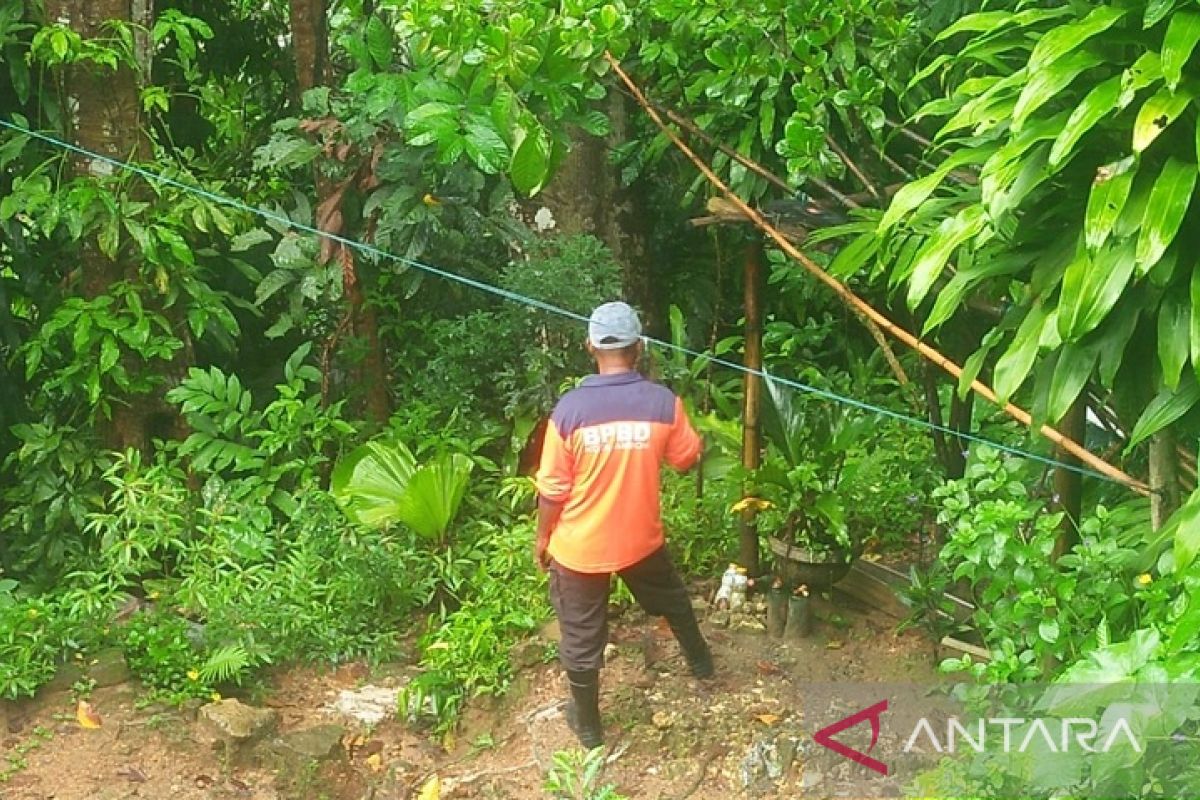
21 284 183 416
754 375 877 559
0 596 76 699
399 521 551 733
544 746 628 800
924 447 1148 682
167 344 355 514
119 612 224 702
182 491 436 667
389 235 623 420
1 421 110 580
332 439 474 546
837 0 1200 456
624 0 925 198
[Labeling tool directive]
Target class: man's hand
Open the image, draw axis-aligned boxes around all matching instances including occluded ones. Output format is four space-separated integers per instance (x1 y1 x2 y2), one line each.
535 536 552 572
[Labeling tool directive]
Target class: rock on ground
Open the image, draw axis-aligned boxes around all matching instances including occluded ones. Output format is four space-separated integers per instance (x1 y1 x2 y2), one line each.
198 698 278 742
326 685 400 726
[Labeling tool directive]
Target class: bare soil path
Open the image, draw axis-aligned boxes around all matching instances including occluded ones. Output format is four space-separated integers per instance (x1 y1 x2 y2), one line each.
1 591 938 800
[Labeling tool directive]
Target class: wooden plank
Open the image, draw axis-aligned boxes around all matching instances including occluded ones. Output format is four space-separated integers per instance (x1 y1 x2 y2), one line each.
852 559 976 622
836 562 910 619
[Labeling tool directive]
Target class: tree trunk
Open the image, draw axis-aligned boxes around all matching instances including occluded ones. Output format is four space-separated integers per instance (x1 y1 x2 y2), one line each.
534 93 656 329
291 1 390 424
289 0 327 93
1051 398 1086 562
738 242 764 575
1150 429 1181 531
46 0 155 451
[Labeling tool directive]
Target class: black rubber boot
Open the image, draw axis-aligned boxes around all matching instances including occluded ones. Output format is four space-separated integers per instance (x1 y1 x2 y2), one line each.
667 613 715 679
565 669 604 749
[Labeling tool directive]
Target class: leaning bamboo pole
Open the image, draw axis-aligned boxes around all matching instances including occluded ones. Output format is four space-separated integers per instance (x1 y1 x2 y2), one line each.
606 53 1150 496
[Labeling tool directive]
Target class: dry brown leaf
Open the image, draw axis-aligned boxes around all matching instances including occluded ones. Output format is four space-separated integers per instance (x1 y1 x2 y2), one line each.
365 752 384 773
756 713 780 726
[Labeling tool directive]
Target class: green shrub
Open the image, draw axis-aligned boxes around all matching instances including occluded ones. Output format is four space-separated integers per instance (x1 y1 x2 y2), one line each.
0 596 75 699
400 521 551 733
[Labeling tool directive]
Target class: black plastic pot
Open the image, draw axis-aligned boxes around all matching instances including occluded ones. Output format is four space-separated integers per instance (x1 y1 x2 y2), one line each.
767 536 855 595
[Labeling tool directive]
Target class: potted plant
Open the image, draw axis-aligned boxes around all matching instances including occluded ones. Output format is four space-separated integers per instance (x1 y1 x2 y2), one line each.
752 375 875 592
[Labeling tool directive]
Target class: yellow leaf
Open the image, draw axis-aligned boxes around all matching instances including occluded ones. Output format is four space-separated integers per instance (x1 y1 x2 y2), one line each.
730 496 773 514
418 774 440 800
366 753 384 773
756 713 780 726
77 700 102 729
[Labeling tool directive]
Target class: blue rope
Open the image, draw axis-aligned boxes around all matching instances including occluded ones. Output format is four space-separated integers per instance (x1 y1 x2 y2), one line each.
0 117 1129 486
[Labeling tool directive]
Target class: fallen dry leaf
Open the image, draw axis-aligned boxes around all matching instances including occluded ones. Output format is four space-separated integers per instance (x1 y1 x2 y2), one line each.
116 766 147 783
366 752 384 773
826 640 844 650
756 660 781 675
756 713 781 726
76 700 102 729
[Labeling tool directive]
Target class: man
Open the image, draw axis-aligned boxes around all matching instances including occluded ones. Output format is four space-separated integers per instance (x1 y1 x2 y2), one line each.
535 301 714 750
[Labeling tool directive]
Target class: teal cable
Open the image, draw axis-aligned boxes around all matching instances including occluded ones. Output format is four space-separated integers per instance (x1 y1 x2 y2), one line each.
0 117 1131 487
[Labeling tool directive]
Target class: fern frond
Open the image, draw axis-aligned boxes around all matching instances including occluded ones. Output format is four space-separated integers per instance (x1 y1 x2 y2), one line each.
199 643 252 684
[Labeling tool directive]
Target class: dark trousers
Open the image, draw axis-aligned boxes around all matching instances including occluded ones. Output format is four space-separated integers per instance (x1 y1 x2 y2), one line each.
548 547 698 672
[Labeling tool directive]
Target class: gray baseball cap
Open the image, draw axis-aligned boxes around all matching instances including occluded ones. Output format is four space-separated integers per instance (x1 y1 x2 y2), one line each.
588 301 643 349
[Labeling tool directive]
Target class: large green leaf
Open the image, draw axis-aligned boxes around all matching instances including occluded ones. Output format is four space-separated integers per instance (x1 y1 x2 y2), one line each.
760 374 804 467
1163 11 1200 90
1136 156 1197 274
394 454 474 545
1158 292 1190 390
463 118 511 175
1057 239 1137 341
330 440 418 528
1170 491 1200 573
1012 49 1104 131
828 232 879 279
1190 267 1200 381
1097 300 1142 389
878 148 990 231
906 205 987 309
1120 51 1165 109
1085 156 1136 251
941 72 1025 138
1127 374 1200 449
923 253 1029 334
1133 85 1198 152
1145 0 1178 29
509 125 551 196
1049 76 1121 167
1027 5 1127 73
933 11 1016 42
1047 340 1101 423
994 302 1050 401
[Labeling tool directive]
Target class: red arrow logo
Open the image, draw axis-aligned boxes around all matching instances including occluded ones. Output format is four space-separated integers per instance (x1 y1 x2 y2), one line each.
813 699 889 776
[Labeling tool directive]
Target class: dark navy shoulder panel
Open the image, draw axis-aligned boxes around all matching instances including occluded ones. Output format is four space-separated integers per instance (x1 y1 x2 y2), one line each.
551 375 677 437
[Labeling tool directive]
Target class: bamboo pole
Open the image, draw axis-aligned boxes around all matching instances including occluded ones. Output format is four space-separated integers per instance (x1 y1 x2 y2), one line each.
739 242 764 575
606 53 1150 496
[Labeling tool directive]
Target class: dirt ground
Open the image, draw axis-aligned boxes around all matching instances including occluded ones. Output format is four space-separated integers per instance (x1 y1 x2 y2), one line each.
0 589 942 800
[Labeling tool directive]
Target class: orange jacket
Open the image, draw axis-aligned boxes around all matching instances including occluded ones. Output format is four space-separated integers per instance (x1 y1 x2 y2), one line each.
536 371 702 573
